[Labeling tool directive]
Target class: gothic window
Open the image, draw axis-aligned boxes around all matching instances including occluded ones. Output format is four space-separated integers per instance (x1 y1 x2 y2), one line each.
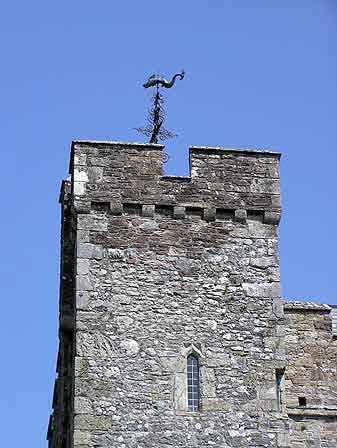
187 354 200 411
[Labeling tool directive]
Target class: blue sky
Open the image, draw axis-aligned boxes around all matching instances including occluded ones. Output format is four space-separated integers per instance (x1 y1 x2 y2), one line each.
0 1 336 446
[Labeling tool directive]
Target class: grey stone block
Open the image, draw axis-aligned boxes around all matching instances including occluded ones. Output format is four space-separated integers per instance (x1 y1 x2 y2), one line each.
77 259 90 275
73 430 91 446
76 291 90 310
77 243 103 260
273 297 284 318
242 282 281 298
77 215 107 231
250 256 276 269
88 167 103 183
76 275 93 291
74 200 91 214
74 415 112 430
264 210 281 225
173 206 185 219
234 209 247 223
77 230 90 243
110 201 123 216
74 153 87 167
142 204 155 218
203 207 216 222
74 397 93 415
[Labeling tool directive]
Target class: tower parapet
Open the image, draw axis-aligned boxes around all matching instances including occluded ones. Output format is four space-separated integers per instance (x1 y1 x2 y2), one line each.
70 140 281 224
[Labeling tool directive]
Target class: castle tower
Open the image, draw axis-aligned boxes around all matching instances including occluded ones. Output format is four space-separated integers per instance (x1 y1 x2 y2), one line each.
48 140 288 447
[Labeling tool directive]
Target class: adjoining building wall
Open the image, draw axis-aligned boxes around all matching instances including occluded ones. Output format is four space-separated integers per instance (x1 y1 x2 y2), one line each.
284 302 337 447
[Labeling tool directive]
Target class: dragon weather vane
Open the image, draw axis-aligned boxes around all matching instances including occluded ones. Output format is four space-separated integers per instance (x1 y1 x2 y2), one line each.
135 70 185 145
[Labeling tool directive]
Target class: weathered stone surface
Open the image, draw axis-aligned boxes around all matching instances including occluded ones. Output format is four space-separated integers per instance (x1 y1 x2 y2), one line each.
73 430 91 446
109 201 123 216
87 166 103 183
142 204 155 217
74 397 93 415
284 304 337 447
203 207 216 222
120 338 139 356
77 243 103 260
76 291 90 310
49 142 337 448
234 209 247 223
76 276 92 291
74 168 89 182
264 210 281 225
77 215 107 231
173 205 186 219
77 259 90 275
74 415 112 430
242 282 281 298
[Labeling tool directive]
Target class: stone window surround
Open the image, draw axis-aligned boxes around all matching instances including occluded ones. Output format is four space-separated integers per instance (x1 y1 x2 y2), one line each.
174 344 204 415
276 368 285 414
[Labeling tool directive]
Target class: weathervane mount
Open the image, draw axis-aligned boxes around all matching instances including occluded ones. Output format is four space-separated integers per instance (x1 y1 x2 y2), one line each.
135 70 185 148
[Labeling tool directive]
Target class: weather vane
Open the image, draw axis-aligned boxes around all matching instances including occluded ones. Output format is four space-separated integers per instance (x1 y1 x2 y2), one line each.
135 70 185 146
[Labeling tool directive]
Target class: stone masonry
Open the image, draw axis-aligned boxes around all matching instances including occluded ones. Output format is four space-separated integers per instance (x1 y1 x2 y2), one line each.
47 141 337 448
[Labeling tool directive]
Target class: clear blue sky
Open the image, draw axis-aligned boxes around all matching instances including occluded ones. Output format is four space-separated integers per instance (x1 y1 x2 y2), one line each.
0 1 336 446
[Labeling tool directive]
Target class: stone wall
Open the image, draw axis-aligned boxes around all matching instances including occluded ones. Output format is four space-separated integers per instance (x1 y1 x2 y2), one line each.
47 141 337 448
60 141 287 448
284 302 337 447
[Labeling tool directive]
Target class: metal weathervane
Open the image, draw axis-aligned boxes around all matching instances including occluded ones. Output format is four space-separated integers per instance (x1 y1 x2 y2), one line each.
135 70 185 146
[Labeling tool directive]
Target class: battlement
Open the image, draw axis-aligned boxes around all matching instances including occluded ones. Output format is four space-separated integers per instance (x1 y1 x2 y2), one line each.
67 140 282 224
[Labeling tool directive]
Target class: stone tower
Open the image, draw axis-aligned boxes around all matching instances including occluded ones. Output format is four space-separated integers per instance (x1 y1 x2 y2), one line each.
48 141 337 448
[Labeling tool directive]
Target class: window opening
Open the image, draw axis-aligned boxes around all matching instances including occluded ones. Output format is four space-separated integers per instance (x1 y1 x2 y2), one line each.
187 354 200 412
275 369 285 412
298 396 307 407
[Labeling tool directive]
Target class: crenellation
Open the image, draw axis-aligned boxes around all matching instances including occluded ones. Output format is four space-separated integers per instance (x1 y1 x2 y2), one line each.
70 141 282 217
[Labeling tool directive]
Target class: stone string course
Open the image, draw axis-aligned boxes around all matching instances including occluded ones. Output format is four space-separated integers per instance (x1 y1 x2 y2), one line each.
47 141 337 448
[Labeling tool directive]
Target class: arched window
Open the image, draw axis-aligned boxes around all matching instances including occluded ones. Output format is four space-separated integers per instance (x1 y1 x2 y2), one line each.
187 354 200 411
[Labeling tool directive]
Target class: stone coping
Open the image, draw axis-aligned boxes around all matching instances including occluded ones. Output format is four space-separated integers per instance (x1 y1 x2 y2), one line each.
190 145 281 158
70 140 281 158
72 140 164 148
287 406 337 417
283 301 331 311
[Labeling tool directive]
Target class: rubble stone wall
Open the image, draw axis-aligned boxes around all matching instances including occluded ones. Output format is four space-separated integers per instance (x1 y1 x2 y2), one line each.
48 141 337 448
284 303 337 447
67 141 287 448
